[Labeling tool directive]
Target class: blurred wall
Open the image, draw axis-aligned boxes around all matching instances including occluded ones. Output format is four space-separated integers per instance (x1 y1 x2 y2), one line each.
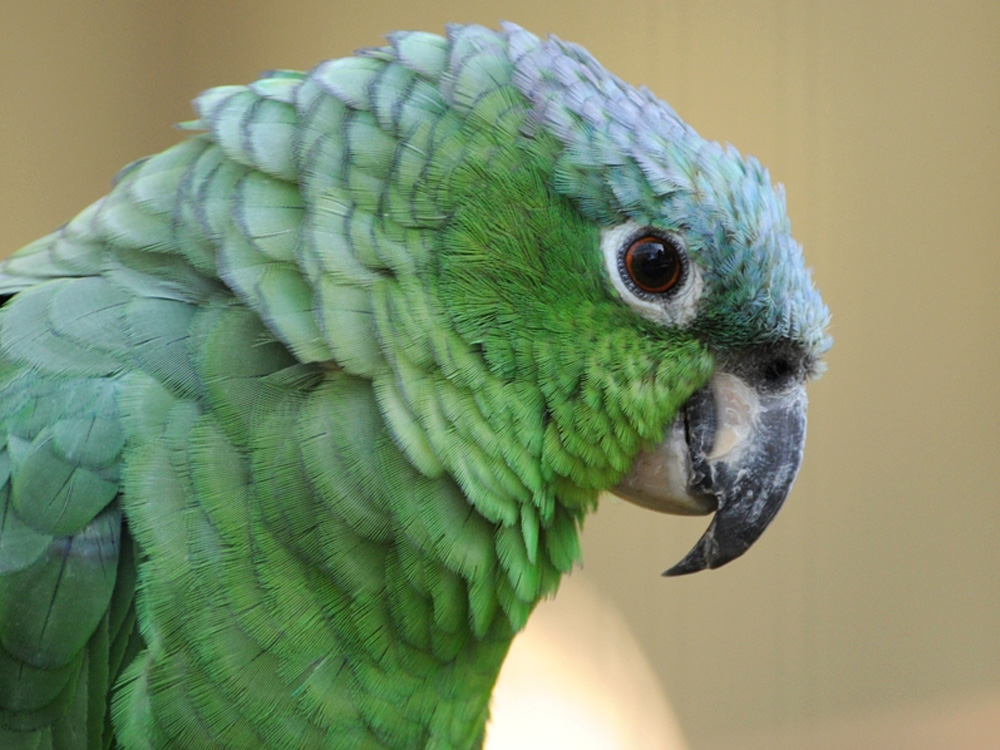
2 1 998 748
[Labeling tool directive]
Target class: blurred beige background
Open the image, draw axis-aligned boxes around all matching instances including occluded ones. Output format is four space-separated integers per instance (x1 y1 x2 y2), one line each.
2 1 998 748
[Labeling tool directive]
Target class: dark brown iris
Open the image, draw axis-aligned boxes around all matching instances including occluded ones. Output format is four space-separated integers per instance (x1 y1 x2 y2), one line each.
624 235 683 294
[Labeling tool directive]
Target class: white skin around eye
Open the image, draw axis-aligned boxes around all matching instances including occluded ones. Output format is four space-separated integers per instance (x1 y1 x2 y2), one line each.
601 221 703 328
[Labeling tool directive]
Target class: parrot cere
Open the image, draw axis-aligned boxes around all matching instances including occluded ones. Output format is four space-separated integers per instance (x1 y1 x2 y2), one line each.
0 22 829 749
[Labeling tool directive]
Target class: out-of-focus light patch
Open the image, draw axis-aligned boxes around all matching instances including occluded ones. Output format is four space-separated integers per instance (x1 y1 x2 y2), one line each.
486 573 688 750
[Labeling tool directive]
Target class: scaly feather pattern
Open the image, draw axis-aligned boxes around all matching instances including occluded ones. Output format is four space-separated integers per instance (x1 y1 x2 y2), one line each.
0 23 827 748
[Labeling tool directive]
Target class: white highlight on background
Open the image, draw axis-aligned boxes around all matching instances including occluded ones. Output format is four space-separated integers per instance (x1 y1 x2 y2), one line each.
486 574 689 750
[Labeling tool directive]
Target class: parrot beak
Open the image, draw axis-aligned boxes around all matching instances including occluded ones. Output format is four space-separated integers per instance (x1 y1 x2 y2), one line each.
611 368 808 576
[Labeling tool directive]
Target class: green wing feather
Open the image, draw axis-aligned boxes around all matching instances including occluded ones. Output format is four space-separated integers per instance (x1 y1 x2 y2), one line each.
0 298 136 747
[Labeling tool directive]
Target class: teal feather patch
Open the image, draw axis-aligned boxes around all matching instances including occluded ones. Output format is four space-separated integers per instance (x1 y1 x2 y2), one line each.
9 433 118 536
0 507 120 668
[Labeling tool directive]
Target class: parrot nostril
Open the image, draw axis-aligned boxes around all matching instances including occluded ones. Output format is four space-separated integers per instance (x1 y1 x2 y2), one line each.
760 356 798 391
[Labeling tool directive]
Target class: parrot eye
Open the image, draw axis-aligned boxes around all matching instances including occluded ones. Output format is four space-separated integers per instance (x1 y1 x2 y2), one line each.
622 235 685 295
602 222 702 328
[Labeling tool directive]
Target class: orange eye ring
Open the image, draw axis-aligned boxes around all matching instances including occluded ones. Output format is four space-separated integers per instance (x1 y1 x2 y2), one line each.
623 235 684 294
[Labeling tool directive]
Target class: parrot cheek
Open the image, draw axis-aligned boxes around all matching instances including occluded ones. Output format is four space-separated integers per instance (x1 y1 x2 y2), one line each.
611 369 809 576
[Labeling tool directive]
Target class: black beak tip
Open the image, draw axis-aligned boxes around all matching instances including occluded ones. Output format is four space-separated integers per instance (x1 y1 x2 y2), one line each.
661 534 733 576
662 559 704 577
663 546 709 577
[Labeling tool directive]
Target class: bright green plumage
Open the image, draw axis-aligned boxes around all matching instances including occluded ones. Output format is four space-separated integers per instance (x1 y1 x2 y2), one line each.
0 23 828 748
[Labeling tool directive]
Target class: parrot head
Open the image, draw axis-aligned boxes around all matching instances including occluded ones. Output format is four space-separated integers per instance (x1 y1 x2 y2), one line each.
417 24 830 576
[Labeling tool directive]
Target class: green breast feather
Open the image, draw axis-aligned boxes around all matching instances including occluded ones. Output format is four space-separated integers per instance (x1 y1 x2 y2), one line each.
0 23 828 749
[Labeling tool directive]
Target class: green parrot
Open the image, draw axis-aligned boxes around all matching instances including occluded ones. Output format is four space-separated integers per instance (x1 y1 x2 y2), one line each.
0 22 829 749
